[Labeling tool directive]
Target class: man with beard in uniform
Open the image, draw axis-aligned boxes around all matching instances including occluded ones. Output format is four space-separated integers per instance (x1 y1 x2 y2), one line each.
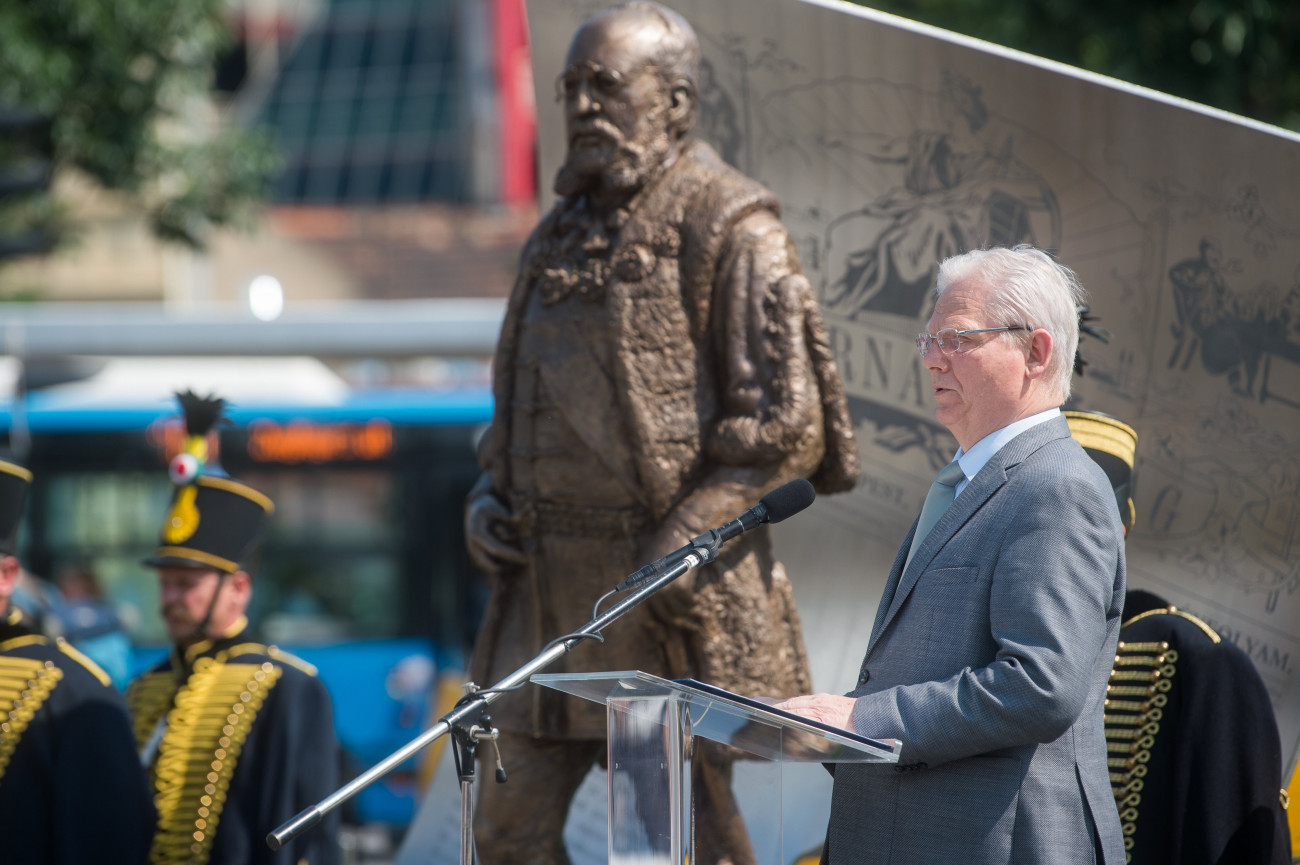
126 392 340 865
464 4 859 864
0 459 155 864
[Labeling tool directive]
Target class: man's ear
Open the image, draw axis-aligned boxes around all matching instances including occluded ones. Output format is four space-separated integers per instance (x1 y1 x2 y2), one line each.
0 555 19 604
1026 329 1053 379
226 570 253 605
667 83 696 136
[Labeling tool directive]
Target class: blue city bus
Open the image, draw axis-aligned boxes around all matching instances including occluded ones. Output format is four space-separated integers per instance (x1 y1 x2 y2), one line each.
0 373 492 826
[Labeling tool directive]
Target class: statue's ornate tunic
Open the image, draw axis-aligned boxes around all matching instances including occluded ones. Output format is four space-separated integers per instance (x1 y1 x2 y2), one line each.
0 607 155 864
472 140 858 738
127 622 340 865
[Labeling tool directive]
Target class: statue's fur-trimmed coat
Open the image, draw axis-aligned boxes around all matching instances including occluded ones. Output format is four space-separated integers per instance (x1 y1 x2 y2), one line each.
471 141 858 738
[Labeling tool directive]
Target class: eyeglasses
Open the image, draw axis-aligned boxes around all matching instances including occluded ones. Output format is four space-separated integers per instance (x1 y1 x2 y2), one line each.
916 325 1030 357
555 61 628 102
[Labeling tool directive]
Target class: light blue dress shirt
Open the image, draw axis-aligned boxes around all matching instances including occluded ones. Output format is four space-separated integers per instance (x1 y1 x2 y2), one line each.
951 407 1061 498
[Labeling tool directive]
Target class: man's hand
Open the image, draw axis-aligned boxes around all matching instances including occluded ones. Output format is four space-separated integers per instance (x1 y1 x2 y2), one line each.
465 490 527 574
772 693 857 731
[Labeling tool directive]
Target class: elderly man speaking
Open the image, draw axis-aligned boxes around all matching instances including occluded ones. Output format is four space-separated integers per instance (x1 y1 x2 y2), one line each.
778 245 1127 865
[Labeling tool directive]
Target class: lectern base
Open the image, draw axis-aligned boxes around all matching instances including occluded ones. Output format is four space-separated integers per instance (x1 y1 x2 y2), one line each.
533 671 899 865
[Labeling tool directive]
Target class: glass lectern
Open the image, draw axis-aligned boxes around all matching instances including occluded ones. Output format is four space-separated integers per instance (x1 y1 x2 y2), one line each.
533 671 899 865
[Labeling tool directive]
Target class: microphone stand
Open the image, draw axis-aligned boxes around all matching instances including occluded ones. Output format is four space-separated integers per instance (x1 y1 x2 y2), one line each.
267 533 725 863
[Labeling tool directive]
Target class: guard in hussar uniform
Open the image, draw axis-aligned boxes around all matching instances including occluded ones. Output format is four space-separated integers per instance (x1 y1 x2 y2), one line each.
1066 409 1292 865
0 459 156 864
126 392 340 865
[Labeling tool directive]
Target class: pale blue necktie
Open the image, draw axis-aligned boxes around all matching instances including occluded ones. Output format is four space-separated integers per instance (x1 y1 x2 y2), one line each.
903 460 966 571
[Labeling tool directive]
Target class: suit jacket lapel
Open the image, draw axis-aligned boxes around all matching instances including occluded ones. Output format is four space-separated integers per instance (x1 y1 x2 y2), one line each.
864 416 1072 658
868 527 913 645
864 474 1003 657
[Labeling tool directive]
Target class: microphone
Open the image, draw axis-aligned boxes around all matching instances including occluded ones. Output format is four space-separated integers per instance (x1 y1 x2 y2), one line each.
616 478 816 591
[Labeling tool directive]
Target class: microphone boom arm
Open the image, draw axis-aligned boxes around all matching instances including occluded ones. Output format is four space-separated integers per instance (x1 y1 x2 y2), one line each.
267 545 717 852
269 477 816 853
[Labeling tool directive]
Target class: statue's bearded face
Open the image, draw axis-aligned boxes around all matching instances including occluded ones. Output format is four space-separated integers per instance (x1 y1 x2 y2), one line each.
555 17 677 198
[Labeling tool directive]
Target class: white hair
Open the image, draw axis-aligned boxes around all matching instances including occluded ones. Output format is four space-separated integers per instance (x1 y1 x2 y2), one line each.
935 245 1086 401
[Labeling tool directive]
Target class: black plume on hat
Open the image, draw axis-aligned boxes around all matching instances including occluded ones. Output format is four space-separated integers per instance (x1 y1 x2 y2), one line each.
177 390 228 438
1074 305 1111 377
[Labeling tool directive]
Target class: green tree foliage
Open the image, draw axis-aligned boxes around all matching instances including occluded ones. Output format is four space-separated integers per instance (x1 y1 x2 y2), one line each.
857 0 1300 132
0 0 278 258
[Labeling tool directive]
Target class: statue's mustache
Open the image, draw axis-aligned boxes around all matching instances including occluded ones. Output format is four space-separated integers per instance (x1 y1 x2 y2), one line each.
567 119 621 147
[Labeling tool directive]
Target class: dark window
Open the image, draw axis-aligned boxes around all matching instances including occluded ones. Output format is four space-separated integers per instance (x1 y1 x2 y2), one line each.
251 0 468 204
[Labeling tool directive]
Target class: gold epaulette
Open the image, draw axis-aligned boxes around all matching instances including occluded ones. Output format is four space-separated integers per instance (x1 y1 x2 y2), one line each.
145 648 284 865
1122 606 1221 643
224 642 318 677
0 651 64 785
1105 639 1178 863
0 634 47 652
267 645 317 677
55 637 113 688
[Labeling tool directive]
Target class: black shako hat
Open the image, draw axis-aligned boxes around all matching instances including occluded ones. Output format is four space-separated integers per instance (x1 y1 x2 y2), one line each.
1064 409 1138 532
142 391 274 574
0 460 32 555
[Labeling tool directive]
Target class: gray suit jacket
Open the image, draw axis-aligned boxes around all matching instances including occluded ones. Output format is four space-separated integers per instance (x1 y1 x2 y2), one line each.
827 415 1126 865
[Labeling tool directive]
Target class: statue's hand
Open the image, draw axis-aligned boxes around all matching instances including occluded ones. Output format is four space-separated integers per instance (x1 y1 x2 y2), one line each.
465 491 527 574
643 512 698 562
640 513 703 621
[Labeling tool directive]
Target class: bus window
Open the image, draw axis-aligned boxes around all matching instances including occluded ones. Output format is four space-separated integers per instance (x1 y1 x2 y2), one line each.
43 470 174 643
239 466 403 643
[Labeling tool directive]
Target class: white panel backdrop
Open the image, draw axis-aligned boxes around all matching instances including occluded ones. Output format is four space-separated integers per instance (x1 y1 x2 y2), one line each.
399 1 1300 861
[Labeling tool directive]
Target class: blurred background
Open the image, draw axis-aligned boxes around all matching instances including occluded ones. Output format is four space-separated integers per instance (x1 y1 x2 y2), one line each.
1 0 1296 862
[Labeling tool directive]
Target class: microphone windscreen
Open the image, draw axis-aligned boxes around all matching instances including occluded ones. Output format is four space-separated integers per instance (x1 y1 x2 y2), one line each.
760 478 816 523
